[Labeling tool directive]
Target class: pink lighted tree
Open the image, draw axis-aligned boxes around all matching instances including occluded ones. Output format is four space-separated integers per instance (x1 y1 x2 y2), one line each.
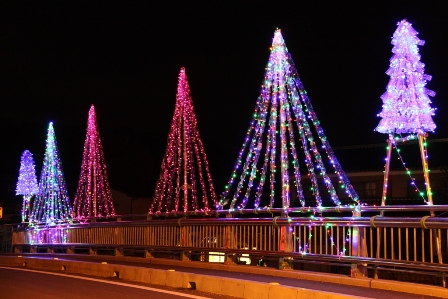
73 105 115 219
219 29 359 213
149 67 218 214
16 150 39 222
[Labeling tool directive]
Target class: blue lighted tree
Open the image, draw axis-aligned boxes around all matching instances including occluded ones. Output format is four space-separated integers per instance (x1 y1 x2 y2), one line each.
16 150 39 222
29 122 73 225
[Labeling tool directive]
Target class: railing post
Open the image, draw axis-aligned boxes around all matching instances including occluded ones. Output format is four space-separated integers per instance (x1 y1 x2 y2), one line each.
224 213 236 265
278 216 293 270
350 208 367 278
89 247 97 255
114 247 124 256
178 218 191 261
144 249 154 258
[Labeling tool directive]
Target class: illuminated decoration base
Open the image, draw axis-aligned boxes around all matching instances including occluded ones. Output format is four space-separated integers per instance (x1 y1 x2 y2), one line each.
27 225 68 244
73 105 116 220
149 68 218 214
15 150 39 223
29 122 73 225
219 29 359 214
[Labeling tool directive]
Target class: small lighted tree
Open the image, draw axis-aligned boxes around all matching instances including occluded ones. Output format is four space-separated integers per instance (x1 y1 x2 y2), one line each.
219 29 359 214
16 150 39 222
149 67 218 214
375 20 436 207
29 122 72 225
73 105 115 219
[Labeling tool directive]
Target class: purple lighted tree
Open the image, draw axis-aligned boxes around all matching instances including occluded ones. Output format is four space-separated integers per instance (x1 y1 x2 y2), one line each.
149 67 218 214
375 19 436 134
219 29 359 213
375 20 437 207
29 122 72 225
16 150 39 222
73 105 115 219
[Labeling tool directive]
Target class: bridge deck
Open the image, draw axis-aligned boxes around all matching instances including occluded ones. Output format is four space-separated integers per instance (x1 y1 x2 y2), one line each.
1 253 447 299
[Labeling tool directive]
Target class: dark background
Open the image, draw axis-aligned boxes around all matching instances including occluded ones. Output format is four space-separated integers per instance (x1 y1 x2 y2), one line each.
1 1 448 203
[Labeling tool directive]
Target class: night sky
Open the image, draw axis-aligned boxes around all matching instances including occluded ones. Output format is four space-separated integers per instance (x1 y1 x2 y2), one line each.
2 1 448 201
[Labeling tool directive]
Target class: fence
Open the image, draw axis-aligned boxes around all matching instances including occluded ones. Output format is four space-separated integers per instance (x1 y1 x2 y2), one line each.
10 213 448 287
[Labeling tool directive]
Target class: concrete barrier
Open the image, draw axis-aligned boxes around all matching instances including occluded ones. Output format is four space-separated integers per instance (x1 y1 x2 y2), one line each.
371 279 448 299
1 255 447 299
242 279 271 299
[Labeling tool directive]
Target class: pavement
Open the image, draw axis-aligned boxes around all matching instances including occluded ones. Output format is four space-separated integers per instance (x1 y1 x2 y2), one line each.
0 253 447 299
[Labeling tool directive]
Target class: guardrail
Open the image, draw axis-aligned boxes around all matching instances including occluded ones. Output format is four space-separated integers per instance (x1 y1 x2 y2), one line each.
10 214 448 288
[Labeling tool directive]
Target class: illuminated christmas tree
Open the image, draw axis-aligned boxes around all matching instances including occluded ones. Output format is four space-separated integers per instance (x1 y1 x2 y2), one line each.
375 19 436 134
219 29 359 213
15 150 39 222
73 105 115 219
375 20 436 207
29 122 72 225
149 67 218 214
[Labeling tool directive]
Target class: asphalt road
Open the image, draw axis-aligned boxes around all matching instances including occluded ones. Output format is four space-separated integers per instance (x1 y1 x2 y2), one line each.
0 267 237 299
1 253 445 299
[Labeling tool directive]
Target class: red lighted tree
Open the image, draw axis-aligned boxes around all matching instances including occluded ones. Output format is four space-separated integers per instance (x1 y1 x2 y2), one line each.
73 105 115 219
149 67 218 214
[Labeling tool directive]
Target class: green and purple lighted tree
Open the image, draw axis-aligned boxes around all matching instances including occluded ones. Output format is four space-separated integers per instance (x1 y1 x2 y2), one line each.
29 122 72 225
149 67 218 214
16 150 39 222
375 19 436 134
219 29 359 213
73 105 115 219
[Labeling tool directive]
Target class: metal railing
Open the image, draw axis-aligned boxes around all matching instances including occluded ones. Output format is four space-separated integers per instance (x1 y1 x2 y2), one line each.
10 214 448 287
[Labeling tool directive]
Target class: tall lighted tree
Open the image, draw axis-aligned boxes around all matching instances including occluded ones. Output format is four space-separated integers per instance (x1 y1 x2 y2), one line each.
375 19 436 207
16 150 39 222
73 105 115 219
149 67 218 214
219 29 359 213
29 122 72 225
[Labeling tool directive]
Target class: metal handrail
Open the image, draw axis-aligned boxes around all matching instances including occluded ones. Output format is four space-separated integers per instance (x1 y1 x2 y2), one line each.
18 216 448 230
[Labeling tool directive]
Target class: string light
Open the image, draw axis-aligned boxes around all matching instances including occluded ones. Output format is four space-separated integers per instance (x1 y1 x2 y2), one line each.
73 105 116 220
149 67 218 214
219 28 359 211
29 122 73 225
389 136 428 203
15 150 39 222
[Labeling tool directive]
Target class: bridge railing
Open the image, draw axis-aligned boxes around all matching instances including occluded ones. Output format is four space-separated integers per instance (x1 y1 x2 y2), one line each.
11 216 448 262
10 215 448 287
